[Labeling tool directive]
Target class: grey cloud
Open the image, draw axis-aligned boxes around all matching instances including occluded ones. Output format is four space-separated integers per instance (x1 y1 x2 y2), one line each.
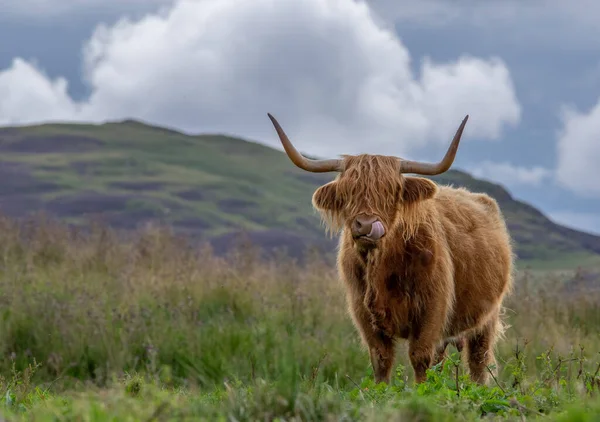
368 0 600 50
0 0 173 20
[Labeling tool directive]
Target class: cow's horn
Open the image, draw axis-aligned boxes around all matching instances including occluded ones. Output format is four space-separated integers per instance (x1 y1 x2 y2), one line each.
399 115 469 175
267 113 343 173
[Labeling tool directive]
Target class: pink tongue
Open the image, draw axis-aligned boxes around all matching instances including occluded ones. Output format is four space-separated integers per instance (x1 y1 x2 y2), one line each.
367 221 385 239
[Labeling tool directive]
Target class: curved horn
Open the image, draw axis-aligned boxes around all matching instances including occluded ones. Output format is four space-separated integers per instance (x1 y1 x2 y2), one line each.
267 113 343 173
400 115 469 175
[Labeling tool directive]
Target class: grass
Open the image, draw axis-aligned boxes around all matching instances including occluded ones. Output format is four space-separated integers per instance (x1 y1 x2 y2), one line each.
517 253 600 272
0 214 599 420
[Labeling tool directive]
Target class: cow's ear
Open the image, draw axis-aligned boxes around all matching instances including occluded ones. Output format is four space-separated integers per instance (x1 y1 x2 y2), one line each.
312 181 342 211
402 177 438 203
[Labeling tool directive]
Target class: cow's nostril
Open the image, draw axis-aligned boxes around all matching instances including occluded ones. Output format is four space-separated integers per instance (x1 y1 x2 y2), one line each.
356 221 362 228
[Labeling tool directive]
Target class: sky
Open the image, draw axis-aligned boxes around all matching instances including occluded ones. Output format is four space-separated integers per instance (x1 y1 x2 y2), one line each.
1 0 600 234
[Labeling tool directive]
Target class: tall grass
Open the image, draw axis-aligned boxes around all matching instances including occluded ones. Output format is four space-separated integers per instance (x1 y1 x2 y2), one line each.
0 212 599 420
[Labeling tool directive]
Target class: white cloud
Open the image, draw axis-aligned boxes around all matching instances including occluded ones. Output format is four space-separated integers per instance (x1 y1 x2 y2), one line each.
0 0 522 159
468 160 551 187
0 59 81 123
555 99 600 197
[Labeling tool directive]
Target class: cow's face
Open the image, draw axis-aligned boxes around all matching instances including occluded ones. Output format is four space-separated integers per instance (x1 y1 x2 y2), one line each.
265 113 468 247
311 155 438 247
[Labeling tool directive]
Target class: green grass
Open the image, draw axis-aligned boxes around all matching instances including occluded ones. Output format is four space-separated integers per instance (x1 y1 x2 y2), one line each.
0 214 600 420
1 118 600 268
517 253 600 272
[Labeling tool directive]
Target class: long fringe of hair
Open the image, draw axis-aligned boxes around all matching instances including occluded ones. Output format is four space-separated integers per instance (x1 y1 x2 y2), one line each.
312 154 435 240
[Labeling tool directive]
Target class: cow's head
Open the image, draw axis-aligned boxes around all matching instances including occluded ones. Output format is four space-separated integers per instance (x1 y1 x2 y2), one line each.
267 113 468 248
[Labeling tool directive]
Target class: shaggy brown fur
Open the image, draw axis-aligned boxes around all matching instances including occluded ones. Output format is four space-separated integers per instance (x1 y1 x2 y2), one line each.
311 154 514 385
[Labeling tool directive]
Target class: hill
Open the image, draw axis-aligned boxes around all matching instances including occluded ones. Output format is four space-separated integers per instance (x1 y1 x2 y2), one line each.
0 118 598 269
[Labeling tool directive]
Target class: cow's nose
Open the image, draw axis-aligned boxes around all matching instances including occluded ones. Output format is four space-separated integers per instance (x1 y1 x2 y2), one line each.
352 214 379 237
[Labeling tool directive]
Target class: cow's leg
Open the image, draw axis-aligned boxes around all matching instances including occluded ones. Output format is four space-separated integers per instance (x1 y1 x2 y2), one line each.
432 341 448 367
368 332 396 384
408 337 436 384
454 337 465 353
465 316 499 385
433 338 467 380
348 296 396 384
434 337 465 364
408 300 448 384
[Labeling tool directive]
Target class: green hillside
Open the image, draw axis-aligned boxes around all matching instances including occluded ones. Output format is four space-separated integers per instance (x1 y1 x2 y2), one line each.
0 118 598 269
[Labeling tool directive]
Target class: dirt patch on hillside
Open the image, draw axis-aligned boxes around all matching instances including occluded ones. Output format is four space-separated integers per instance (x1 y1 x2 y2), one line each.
0 195 44 218
70 161 159 177
175 217 212 230
46 193 133 217
217 198 256 213
0 162 61 196
176 189 205 201
288 171 331 186
91 209 168 230
0 135 103 153
295 216 321 232
109 181 166 191
0 129 21 145
44 192 190 222
0 162 62 218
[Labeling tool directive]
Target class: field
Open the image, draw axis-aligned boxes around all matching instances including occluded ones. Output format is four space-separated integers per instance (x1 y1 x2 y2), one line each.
0 214 598 421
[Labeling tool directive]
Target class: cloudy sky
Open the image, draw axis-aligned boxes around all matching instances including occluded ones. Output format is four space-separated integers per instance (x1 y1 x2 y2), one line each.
1 0 600 234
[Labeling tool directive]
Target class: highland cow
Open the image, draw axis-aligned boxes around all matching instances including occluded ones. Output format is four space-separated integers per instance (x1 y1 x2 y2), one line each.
267 113 514 385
